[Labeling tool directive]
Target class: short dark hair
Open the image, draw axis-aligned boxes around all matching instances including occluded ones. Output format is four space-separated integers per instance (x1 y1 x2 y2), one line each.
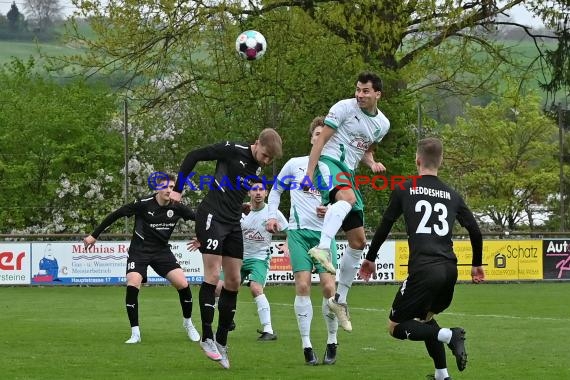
417 138 443 169
308 116 325 136
157 173 176 184
356 72 383 92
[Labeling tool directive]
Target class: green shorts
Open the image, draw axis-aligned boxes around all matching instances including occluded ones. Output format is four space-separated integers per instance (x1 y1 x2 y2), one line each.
240 258 270 286
287 229 338 273
315 155 364 220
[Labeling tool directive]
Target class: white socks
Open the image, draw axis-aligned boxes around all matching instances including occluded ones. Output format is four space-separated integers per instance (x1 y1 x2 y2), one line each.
336 246 363 303
318 200 352 250
322 297 338 344
435 368 450 379
294 295 313 348
255 294 273 334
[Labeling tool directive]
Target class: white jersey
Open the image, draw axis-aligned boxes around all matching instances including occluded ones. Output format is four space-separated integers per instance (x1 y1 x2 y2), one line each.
241 204 287 261
323 98 390 170
268 156 323 231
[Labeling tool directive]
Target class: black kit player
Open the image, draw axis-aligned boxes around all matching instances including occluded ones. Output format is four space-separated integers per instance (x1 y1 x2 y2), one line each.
83 174 200 344
169 128 282 369
360 137 485 380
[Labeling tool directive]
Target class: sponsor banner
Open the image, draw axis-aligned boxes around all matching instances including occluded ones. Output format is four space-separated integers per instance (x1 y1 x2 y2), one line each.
0 243 31 285
543 239 570 280
29 242 203 285
267 240 396 284
395 240 542 281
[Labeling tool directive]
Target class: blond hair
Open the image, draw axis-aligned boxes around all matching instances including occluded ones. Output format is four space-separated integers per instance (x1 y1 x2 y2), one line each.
258 128 283 159
417 137 443 169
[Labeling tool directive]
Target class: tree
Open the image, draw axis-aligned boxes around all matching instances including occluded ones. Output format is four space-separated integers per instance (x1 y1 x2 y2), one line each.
0 59 123 233
63 1 563 108
7 1 23 32
440 92 559 230
24 0 62 32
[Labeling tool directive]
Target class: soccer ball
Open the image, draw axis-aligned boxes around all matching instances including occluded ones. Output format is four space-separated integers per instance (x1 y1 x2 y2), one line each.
235 30 267 60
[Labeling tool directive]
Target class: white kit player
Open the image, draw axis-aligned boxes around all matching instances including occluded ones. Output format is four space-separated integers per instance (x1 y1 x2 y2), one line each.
266 117 340 365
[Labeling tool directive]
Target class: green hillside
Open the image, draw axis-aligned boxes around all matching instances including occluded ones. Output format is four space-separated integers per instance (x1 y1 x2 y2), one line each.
0 40 80 65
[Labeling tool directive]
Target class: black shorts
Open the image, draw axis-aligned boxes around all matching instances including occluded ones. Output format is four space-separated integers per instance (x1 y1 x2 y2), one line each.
126 249 181 283
341 210 363 231
389 260 457 323
195 205 244 259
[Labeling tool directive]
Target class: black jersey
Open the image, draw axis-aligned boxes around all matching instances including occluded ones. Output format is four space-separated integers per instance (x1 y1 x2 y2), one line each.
367 175 483 269
174 141 261 223
91 194 195 253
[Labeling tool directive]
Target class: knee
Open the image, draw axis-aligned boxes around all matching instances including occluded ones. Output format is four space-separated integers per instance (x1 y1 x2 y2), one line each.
250 283 263 297
388 321 398 338
348 236 366 251
321 280 336 298
172 277 189 290
296 282 310 296
337 190 356 205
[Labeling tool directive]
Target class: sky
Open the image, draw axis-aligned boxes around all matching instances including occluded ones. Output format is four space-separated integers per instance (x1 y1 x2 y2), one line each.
0 1 545 28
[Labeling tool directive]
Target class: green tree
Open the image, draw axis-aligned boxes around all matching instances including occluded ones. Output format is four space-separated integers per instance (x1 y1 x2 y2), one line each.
24 0 62 32
7 1 23 32
440 92 559 231
0 59 123 233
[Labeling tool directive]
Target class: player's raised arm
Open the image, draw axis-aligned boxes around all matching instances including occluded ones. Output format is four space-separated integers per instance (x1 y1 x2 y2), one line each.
306 125 335 183
173 142 235 197
361 143 386 173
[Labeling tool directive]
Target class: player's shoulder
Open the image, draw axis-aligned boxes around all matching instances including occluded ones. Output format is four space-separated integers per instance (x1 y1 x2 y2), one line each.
217 140 250 150
138 194 156 203
331 98 357 112
287 156 308 166
375 108 390 126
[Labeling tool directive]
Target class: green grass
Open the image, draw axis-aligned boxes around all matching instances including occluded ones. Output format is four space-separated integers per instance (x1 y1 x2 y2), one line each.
0 283 568 379
0 40 80 65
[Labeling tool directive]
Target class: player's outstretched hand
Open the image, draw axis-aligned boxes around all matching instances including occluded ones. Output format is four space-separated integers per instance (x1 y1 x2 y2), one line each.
242 202 251 215
266 218 279 233
187 238 201 252
316 205 327 219
359 259 375 282
83 235 96 250
169 191 182 204
471 266 485 284
369 161 386 173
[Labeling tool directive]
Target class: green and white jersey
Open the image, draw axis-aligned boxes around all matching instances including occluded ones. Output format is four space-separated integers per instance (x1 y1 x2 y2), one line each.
323 98 390 171
241 204 287 261
268 156 324 231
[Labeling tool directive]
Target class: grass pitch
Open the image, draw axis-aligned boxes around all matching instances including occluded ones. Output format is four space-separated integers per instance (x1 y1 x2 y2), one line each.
1 282 568 379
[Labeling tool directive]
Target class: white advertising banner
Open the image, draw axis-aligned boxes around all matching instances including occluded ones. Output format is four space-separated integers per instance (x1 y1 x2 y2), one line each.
1 240 396 286
267 240 396 284
29 241 204 285
0 243 31 285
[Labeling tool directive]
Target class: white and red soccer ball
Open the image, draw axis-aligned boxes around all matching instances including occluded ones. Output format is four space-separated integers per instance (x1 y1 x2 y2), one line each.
235 30 267 61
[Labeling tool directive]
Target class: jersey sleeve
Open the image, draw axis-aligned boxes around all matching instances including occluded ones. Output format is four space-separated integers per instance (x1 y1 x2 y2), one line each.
178 204 196 221
268 159 294 218
174 141 236 192
366 189 403 261
324 100 349 130
91 200 140 238
276 210 289 231
456 197 483 266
